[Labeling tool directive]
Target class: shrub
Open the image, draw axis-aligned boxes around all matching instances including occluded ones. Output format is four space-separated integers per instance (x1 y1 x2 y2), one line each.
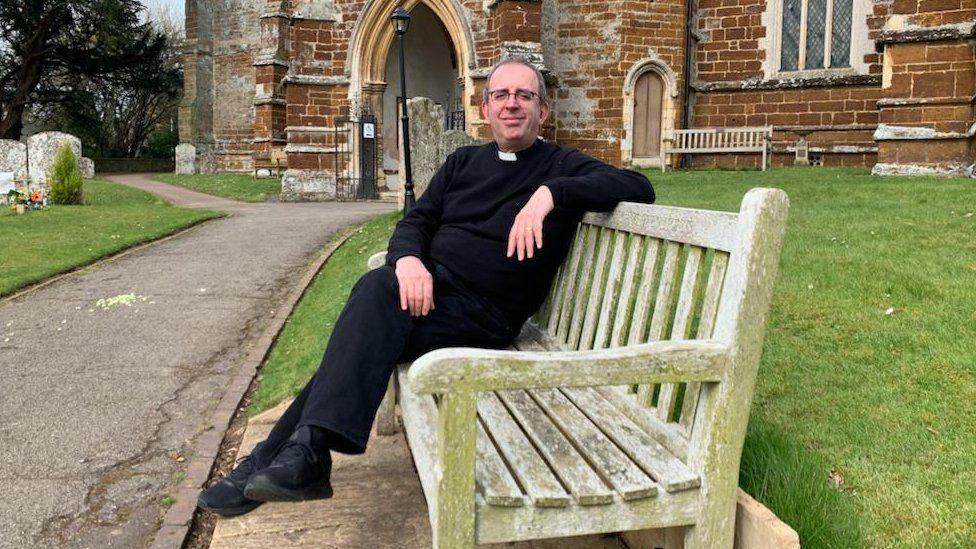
48 143 84 205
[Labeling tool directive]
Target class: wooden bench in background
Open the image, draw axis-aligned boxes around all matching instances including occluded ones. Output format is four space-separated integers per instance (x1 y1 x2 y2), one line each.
369 188 789 548
662 128 773 172
252 149 287 179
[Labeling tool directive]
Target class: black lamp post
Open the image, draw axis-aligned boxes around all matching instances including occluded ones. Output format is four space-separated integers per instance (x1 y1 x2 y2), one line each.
392 7 415 213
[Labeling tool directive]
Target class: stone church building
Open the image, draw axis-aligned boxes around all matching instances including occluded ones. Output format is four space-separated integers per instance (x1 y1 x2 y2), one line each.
179 0 975 199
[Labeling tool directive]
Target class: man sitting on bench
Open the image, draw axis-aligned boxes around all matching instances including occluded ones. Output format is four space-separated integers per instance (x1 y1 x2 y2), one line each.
197 58 656 516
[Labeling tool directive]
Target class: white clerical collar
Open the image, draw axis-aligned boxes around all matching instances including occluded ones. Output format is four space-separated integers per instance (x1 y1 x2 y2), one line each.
497 150 517 162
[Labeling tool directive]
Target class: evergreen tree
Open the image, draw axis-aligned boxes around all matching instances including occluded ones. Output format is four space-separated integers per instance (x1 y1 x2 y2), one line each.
0 0 177 141
47 143 83 205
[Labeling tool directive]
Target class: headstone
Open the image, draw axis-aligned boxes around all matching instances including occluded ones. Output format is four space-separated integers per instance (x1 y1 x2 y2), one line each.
176 143 196 174
28 131 82 185
439 129 482 165
79 157 95 179
398 98 444 210
0 140 27 179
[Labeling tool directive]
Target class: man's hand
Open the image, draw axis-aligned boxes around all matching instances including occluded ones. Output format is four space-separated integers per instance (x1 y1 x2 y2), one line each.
395 256 435 316
507 185 555 261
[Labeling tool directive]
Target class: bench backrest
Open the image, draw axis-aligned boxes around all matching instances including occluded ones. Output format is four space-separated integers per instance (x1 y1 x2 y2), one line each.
666 127 771 152
532 188 788 469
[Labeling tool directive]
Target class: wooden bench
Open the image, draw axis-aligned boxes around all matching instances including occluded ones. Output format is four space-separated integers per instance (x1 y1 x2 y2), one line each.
368 187 789 548
662 128 773 172
252 149 287 179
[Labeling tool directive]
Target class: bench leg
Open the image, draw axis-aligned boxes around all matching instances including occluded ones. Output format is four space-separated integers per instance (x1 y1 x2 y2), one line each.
376 374 399 435
434 392 477 549
682 492 736 549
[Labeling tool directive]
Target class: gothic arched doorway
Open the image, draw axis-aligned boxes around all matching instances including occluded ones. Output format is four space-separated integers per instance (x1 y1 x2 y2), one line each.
346 0 473 191
381 4 459 190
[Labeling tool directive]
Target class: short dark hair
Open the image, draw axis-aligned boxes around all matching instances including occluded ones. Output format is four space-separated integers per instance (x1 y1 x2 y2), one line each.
483 58 548 105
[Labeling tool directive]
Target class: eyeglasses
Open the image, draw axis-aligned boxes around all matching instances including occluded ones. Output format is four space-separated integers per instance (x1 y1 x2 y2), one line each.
487 88 540 103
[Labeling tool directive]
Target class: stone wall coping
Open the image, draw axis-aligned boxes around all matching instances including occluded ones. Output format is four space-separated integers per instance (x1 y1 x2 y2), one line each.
874 123 976 141
872 162 975 177
775 145 879 154
284 144 340 154
774 124 877 132
281 74 350 86
253 57 289 68
285 125 340 133
254 98 287 106
694 73 880 92
877 21 976 45
877 96 975 107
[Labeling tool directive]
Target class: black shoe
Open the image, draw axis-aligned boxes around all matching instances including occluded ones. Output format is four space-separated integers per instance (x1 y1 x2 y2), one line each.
243 426 333 502
196 455 263 516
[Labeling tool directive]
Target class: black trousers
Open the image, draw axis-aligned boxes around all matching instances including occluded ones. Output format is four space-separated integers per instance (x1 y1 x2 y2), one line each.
250 262 518 465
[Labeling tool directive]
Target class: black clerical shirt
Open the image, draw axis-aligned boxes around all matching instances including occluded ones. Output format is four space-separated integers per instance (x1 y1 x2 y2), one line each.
386 138 655 329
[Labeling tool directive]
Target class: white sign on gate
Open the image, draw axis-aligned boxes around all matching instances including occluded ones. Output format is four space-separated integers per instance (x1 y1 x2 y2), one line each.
363 123 375 139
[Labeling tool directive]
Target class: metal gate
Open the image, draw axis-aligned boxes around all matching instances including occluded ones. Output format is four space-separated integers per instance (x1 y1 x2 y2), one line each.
334 106 379 200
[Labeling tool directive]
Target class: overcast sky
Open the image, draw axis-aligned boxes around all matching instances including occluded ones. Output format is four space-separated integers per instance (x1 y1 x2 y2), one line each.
144 0 185 24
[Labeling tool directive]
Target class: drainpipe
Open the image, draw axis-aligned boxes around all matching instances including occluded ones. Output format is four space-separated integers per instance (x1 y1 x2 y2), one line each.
680 0 697 168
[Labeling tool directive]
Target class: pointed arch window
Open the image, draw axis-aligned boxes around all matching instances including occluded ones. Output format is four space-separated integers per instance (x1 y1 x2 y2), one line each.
779 0 853 72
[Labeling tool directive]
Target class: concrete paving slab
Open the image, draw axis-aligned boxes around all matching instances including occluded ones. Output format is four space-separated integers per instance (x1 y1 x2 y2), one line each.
210 401 627 549
0 174 392 549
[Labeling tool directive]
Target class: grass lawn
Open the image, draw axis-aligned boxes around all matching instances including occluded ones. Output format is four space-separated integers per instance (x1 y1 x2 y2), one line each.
0 179 221 296
250 167 975 548
154 173 281 202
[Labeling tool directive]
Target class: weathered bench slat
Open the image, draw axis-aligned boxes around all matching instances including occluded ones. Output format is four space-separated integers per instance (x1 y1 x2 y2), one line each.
637 240 681 407
579 227 614 350
594 231 628 350
476 420 526 507
554 224 589 342
656 245 704 422
563 386 701 493
597 385 690 461
610 234 643 348
680 251 729 432
566 225 600 348
529 388 661 501
583 202 740 252
626 237 661 347
477 392 570 507
495 389 615 505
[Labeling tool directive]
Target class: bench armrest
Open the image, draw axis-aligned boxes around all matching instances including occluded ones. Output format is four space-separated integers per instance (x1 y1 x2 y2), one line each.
407 339 730 394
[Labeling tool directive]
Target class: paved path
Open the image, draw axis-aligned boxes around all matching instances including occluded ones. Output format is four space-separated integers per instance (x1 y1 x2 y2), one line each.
0 174 392 549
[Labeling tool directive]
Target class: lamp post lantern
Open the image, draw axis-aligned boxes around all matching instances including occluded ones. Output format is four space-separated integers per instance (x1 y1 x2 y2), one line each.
392 7 415 214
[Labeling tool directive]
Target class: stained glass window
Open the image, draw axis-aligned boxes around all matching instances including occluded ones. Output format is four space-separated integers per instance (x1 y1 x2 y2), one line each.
780 0 853 72
781 0 801 71
831 0 853 68
805 0 827 70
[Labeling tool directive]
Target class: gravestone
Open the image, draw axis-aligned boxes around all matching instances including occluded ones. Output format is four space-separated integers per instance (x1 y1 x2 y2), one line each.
397 98 484 210
79 157 95 179
176 143 196 174
0 140 27 179
28 132 82 185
